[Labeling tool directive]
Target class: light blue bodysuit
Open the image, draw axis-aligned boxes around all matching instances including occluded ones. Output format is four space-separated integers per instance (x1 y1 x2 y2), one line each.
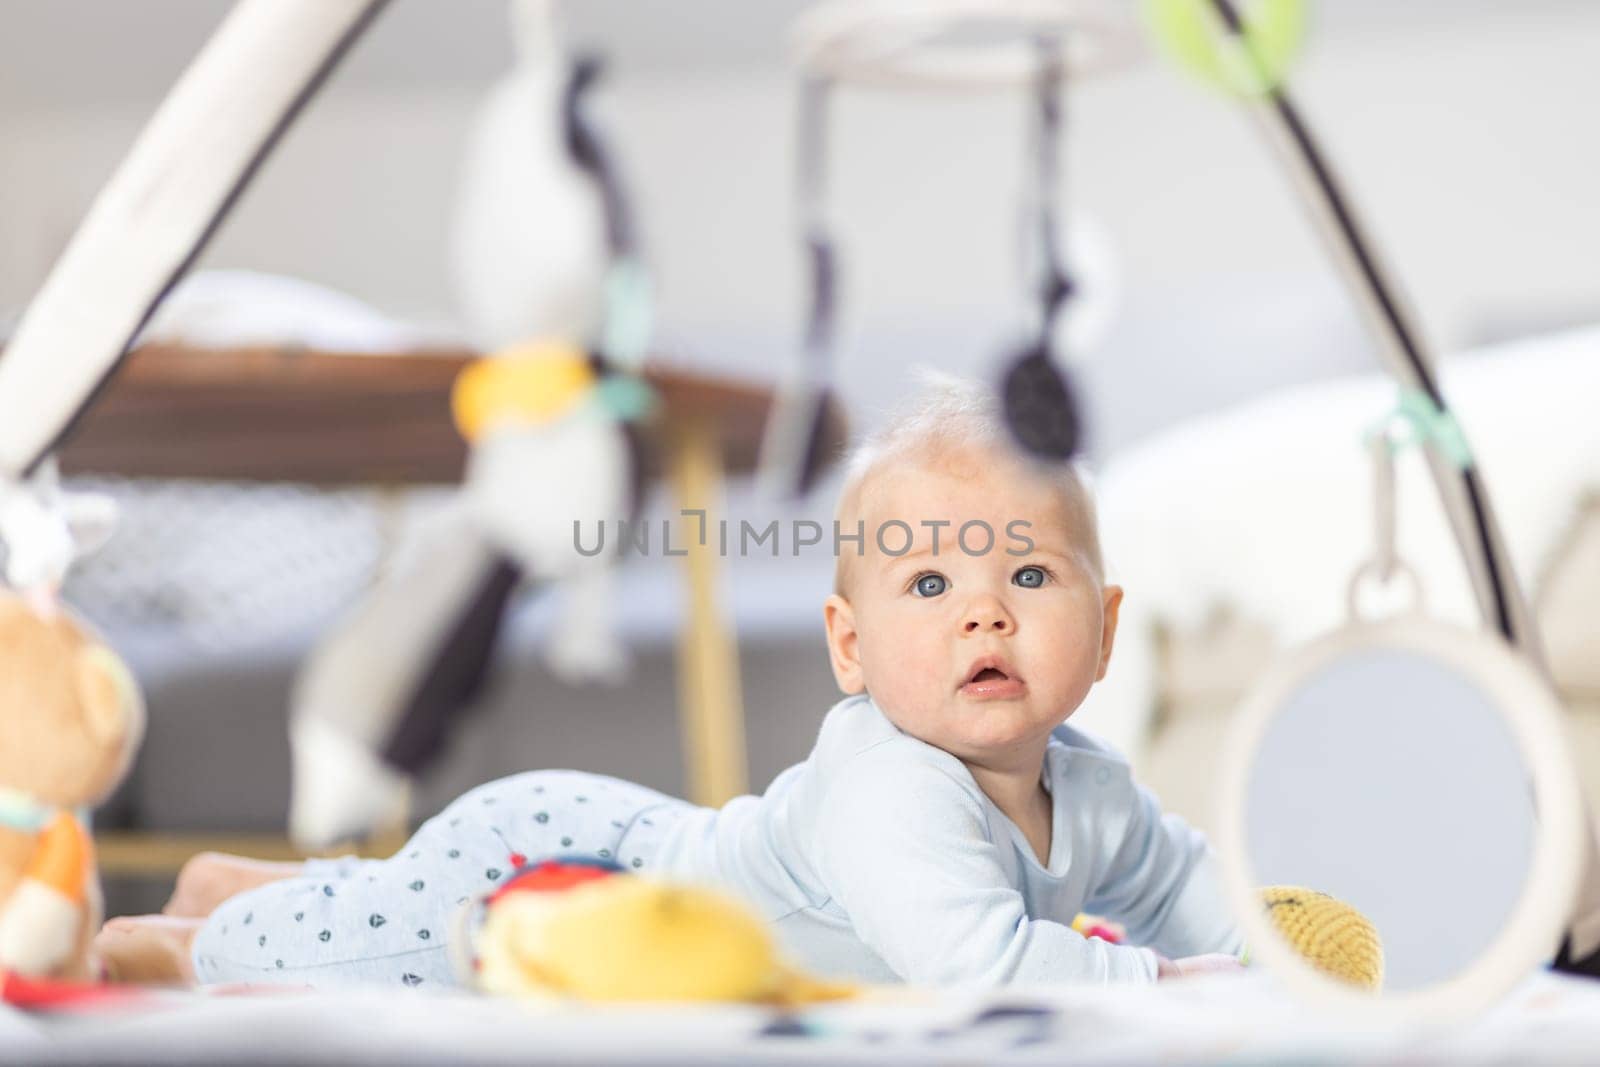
192 693 1243 988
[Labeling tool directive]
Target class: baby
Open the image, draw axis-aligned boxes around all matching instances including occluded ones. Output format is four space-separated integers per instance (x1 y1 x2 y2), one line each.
97 377 1243 988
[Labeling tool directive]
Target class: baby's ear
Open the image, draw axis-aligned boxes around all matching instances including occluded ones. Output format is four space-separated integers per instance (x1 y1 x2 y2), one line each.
75 644 145 751
1095 585 1124 681
822 594 865 695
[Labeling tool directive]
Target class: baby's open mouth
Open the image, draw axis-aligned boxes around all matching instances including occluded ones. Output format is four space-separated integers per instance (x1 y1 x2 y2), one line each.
959 657 1025 698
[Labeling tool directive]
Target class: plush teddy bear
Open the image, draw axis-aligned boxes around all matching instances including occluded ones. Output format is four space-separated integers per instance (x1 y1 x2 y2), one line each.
0 592 144 982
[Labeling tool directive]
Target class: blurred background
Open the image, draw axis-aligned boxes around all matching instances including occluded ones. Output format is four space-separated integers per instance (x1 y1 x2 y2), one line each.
6 2 1598 425
0 0 1596 917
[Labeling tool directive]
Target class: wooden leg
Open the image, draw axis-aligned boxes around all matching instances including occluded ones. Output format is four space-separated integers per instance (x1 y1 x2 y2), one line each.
667 416 749 807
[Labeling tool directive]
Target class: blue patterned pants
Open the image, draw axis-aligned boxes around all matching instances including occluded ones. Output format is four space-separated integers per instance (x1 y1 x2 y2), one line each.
191 770 691 989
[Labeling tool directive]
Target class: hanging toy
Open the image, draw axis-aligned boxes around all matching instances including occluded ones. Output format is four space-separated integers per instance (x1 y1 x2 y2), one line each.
769 5 1123 490
452 0 608 347
453 46 655 688
998 34 1083 462
288 10 655 849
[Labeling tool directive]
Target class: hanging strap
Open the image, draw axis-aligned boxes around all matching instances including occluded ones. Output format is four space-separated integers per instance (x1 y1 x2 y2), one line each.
1027 33 1073 353
755 75 838 500
561 54 656 373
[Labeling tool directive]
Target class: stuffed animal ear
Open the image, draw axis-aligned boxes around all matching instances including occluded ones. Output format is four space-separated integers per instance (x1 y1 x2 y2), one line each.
75 644 144 750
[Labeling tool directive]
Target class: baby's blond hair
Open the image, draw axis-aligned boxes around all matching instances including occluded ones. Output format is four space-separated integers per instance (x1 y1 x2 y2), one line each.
832 370 1104 596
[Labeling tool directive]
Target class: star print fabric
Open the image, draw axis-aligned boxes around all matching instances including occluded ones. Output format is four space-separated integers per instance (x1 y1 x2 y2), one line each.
191 770 689 988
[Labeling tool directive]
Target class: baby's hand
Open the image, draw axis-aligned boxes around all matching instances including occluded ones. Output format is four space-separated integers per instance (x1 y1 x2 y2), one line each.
1156 953 1245 980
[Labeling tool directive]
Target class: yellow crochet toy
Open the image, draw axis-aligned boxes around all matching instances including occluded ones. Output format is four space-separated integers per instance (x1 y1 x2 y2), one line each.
1074 884 1384 991
1258 885 1384 991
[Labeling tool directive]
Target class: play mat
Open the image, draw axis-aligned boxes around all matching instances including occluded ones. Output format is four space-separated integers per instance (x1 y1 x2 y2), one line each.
5 970 1600 1065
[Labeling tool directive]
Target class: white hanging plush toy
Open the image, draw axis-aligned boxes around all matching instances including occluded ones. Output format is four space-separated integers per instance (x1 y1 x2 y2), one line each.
289 0 652 848
452 0 608 350
450 0 640 685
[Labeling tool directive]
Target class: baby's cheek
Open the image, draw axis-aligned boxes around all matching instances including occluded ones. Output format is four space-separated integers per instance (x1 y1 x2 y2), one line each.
863 645 922 700
1031 624 1103 703
860 632 942 715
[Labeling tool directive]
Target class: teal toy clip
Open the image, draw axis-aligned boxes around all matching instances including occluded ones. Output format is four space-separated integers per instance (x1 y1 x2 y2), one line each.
1367 388 1474 470
601 257 654 370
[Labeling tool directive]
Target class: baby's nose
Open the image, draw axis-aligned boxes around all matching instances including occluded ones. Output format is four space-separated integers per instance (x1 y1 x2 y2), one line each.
963 600 1013 634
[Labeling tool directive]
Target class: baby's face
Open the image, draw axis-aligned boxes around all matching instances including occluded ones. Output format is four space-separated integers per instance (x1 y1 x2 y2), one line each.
823 448 1120 770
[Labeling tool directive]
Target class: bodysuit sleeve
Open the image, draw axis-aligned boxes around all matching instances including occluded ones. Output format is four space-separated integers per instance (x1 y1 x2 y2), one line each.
810 748 1161 985
1083 772 1246 961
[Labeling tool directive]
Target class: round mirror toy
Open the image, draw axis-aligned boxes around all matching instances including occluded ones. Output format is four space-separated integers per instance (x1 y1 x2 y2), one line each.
1216 423 1587 1025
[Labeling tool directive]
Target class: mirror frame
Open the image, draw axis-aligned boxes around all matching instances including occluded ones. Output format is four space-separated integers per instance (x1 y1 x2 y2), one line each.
1217 616 1586 1025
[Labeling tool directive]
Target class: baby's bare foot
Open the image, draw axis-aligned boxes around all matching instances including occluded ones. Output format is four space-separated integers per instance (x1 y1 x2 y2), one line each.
163 852 305 918
94 915 204 986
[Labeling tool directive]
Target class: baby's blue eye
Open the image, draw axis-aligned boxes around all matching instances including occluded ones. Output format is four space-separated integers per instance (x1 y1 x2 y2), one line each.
1013 566 1047 588
912 573 948 598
